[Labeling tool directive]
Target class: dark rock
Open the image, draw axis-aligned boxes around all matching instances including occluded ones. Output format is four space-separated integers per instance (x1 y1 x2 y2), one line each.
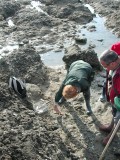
75 36 87 44
63 44 102 70
0 1 20 19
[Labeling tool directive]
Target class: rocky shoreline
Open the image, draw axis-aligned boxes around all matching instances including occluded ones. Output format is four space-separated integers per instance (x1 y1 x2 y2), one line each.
0 0 120 160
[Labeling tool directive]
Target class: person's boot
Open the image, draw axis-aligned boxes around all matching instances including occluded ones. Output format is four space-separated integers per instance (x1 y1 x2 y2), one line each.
102 133 111 146
83 89 92 115
99 118 114 133
99 82 106 102
86 105 92 115
99 95 106 102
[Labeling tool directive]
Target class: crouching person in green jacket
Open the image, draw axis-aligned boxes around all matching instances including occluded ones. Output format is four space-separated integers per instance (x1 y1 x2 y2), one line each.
54 60 94 115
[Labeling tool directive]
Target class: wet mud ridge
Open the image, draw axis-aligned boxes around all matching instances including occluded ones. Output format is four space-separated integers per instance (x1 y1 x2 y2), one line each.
0 0 120 160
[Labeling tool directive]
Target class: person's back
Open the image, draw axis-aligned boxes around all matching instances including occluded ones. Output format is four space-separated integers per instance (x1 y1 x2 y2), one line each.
65 60 93 91
69 60 92 73
54 60 94 115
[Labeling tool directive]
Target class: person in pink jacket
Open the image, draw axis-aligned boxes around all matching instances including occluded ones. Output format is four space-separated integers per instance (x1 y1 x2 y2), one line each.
99 47 120 145
100 42 120 102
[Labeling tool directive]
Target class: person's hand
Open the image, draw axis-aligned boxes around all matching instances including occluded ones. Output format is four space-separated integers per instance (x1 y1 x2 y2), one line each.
53 103 64 115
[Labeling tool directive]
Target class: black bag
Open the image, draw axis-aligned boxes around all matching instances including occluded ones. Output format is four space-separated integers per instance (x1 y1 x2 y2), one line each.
9 77 27 98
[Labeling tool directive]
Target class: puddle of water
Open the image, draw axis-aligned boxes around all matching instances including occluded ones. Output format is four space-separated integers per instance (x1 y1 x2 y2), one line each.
40 4 120 67
7 19 15 27
30 1 48 16
0 45 19 59
31 1 45 7
77 4 120 56
40 50 64 67
1 3 119 68
33 99 48 114
85 4 94 14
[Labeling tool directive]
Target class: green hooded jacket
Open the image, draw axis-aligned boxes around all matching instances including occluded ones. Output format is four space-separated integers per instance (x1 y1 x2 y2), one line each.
55 60 94 103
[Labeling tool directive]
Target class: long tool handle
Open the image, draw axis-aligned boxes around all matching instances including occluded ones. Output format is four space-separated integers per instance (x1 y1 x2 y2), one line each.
99 119 120 160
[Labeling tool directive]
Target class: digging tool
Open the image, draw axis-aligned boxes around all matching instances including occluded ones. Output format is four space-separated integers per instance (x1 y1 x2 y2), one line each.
99 119 120 160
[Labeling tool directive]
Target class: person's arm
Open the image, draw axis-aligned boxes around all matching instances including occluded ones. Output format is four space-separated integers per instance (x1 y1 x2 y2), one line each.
110 75 120 104
54 83 65 115
54 71 69 115
53 103 63 115
83 88 92 114
55 83 65 103
105 70 110 101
